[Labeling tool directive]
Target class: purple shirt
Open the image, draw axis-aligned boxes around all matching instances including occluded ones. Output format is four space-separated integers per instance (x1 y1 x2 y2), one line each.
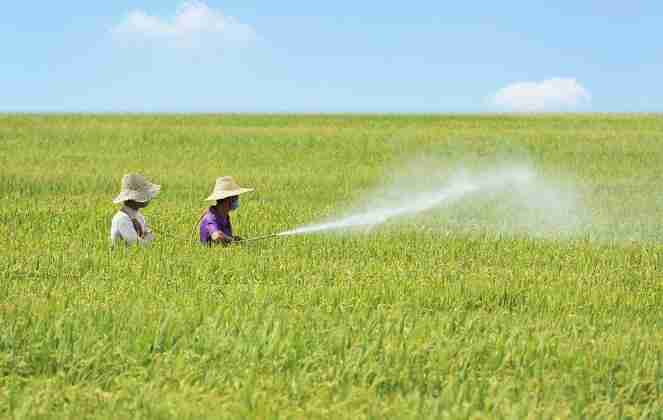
199 209 233 244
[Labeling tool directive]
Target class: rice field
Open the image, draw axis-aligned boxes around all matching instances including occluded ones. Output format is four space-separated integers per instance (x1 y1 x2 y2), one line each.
1 114 663 419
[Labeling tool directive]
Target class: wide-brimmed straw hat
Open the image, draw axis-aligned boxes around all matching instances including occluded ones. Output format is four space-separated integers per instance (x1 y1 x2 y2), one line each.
205 176 254 201
112 173 161 204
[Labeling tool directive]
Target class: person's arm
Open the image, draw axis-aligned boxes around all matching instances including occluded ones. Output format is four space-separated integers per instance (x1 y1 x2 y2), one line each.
140 214 155 243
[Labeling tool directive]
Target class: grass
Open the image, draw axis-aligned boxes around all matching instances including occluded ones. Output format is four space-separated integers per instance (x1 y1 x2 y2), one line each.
1 114 663 419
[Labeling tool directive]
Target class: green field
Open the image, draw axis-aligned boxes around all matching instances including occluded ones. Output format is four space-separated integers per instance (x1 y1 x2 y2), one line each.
1 114 663 419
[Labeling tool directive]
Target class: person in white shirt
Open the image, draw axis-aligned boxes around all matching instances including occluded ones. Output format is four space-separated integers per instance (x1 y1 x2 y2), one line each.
110 173 160 246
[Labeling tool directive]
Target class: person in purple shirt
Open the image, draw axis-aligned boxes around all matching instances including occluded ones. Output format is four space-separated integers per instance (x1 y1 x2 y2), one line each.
199 176 254 245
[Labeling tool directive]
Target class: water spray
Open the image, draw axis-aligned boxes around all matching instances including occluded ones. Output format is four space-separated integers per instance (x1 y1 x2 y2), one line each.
268 163 584 239
234 163 586 242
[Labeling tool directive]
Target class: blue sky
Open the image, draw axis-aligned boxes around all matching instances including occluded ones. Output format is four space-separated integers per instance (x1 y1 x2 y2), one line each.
2 1 662 112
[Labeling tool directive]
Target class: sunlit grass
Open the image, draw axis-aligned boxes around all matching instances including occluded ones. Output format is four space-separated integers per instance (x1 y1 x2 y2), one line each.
1 114 663 419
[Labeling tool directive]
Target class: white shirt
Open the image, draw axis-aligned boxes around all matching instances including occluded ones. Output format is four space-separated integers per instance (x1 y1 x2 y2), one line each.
110 206 155 246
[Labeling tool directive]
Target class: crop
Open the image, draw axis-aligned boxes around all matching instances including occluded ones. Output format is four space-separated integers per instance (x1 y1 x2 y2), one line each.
1 114 663 419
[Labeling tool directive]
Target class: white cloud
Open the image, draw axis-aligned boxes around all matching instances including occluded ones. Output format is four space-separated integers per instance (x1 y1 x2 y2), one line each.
492 78 591 112
112 1 256 46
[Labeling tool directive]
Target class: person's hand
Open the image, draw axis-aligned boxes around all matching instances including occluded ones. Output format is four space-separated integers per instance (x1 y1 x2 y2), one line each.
212 231 233 245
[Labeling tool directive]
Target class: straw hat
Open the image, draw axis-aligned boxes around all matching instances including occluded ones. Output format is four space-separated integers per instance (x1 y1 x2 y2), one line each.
205 176 254 201
112 173 161 204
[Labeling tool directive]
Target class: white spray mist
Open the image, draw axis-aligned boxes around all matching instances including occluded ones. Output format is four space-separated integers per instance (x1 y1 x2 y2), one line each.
279 161 587 238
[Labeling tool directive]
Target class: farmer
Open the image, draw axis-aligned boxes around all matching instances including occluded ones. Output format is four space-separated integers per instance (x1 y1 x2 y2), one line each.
199 176 253 245
110 173 160 246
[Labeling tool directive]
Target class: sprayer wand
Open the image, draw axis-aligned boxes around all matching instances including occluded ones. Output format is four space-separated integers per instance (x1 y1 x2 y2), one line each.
239 233 282 243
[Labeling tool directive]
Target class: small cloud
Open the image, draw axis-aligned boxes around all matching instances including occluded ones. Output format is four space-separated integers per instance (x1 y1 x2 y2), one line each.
492 78 591 112
112 1 256 47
